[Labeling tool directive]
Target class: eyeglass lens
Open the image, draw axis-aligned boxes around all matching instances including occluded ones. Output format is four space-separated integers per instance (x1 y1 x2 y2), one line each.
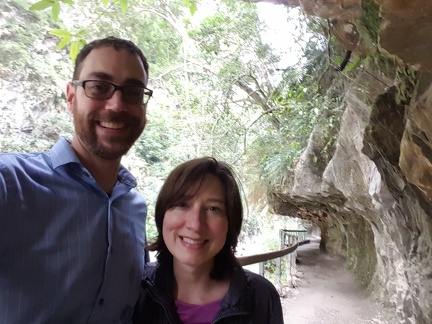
84 81 150 104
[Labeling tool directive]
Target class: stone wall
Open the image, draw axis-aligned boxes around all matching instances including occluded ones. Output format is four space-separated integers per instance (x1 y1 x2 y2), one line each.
258 0 432 322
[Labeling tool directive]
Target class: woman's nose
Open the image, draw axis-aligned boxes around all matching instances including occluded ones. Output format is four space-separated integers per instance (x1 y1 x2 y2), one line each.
186 208 204 231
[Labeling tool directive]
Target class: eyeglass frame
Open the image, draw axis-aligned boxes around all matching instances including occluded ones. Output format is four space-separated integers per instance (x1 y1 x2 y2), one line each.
71 79 153 104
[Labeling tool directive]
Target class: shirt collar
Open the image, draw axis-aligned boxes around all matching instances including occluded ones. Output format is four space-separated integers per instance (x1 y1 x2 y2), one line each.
49 137 138 188
50 137 80 168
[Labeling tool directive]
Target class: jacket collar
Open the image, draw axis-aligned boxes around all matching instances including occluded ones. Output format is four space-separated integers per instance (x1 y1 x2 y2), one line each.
144 263 180 323
144 263 253 322
216 268 252 319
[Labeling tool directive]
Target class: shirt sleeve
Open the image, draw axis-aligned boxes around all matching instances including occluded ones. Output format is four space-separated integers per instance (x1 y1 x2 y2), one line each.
0 161 8 212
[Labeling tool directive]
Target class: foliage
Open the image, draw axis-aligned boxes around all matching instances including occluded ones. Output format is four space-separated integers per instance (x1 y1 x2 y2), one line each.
262 238 289 285
359 0 381 46
246 21 344 190
0 0 74 155
2 0 349 244
28 0 200 60
361 53 418 106
394 65 418 105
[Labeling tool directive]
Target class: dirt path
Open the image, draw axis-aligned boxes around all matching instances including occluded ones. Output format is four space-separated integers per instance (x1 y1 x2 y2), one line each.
281 238 398 324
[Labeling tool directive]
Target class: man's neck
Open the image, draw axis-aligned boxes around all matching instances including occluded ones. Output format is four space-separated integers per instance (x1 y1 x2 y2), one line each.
85 161 120 193
70 141 121 193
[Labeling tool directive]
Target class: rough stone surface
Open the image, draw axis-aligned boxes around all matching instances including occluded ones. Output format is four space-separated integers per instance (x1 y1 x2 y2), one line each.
376 0 432 71
254 0 432 323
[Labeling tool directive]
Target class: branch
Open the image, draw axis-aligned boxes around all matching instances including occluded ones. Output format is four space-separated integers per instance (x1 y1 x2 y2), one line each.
235 80 280 130
248 107 280 129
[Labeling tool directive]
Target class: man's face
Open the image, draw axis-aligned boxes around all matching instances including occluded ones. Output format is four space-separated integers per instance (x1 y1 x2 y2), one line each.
66 46 148 161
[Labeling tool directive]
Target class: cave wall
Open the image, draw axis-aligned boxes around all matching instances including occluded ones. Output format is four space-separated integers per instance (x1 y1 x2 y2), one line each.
260 0 432 323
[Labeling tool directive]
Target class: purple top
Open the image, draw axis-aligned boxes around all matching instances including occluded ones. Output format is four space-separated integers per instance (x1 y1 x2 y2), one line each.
175 298 222 324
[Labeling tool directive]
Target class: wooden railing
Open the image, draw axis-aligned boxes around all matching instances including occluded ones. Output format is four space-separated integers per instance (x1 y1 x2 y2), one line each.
237 229 309 287
280 229 308 244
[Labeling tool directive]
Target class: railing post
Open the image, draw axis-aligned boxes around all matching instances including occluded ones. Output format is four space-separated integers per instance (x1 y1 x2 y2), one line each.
292 233 296 284
279 229 283 247
289 234 294 245
286 252 290 286
280 229 307 246
276 257 281 287
237 232 310 288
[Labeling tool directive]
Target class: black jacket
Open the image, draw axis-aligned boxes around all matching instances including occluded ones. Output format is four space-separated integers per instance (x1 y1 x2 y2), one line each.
133 263 284 324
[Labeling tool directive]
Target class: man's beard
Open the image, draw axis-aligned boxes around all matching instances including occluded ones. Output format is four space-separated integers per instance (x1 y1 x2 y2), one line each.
73 109 145 160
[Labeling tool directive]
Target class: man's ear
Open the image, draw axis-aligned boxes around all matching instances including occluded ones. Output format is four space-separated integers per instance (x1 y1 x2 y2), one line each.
66 82 75 114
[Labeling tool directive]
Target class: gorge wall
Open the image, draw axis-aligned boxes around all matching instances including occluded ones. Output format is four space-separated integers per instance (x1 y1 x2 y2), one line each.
251 0 432 323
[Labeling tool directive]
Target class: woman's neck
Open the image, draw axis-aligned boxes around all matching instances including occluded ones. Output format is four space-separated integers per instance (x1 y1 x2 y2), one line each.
173 264 229 305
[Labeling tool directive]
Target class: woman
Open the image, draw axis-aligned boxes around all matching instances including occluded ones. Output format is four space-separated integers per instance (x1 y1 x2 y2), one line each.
134 157 284 323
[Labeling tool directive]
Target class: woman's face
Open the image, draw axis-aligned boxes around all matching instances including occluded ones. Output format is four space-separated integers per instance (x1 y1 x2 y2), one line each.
162 174 229 273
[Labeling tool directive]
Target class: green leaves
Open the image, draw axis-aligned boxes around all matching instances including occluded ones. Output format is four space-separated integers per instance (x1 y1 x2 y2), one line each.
30 0 131 60
70 41 80 61
344 54 361 72
29 0 55 11
51 2 60 21
119 0 128 13
69 37 87 61
48 29 86 61
48 29 71 38
182 0 198 16
57 35 72 50
49 29 72 49
113 0 128 13
29 0 74 21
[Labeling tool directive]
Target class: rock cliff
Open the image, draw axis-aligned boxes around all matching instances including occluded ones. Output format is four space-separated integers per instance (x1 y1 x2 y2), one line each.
253 0 432 323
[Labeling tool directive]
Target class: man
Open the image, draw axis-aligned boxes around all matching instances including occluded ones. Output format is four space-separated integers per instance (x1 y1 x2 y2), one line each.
0 37 152 323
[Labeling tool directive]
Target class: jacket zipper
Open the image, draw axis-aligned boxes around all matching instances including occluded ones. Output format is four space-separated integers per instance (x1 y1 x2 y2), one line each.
147 284 175 324
212 310 249 323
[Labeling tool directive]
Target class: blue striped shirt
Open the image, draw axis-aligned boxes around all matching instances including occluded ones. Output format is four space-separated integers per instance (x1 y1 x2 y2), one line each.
0 137 148 323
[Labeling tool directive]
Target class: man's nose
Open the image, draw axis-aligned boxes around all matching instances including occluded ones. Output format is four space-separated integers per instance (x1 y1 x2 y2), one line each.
105 89 124 111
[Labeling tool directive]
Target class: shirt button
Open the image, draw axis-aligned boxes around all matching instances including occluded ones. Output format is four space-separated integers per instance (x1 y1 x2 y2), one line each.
99 298 105 306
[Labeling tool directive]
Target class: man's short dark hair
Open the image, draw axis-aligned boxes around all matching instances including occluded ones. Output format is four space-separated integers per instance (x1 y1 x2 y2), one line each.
72 36 149 80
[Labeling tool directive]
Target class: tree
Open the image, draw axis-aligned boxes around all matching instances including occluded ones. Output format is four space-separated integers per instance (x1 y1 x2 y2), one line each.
7 0 345 243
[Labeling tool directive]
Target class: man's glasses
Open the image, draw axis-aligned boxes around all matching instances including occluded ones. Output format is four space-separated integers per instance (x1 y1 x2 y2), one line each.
72 80 153 104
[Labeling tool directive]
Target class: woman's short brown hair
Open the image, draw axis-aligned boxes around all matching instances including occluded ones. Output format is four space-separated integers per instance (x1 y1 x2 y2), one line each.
148 157 243 280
